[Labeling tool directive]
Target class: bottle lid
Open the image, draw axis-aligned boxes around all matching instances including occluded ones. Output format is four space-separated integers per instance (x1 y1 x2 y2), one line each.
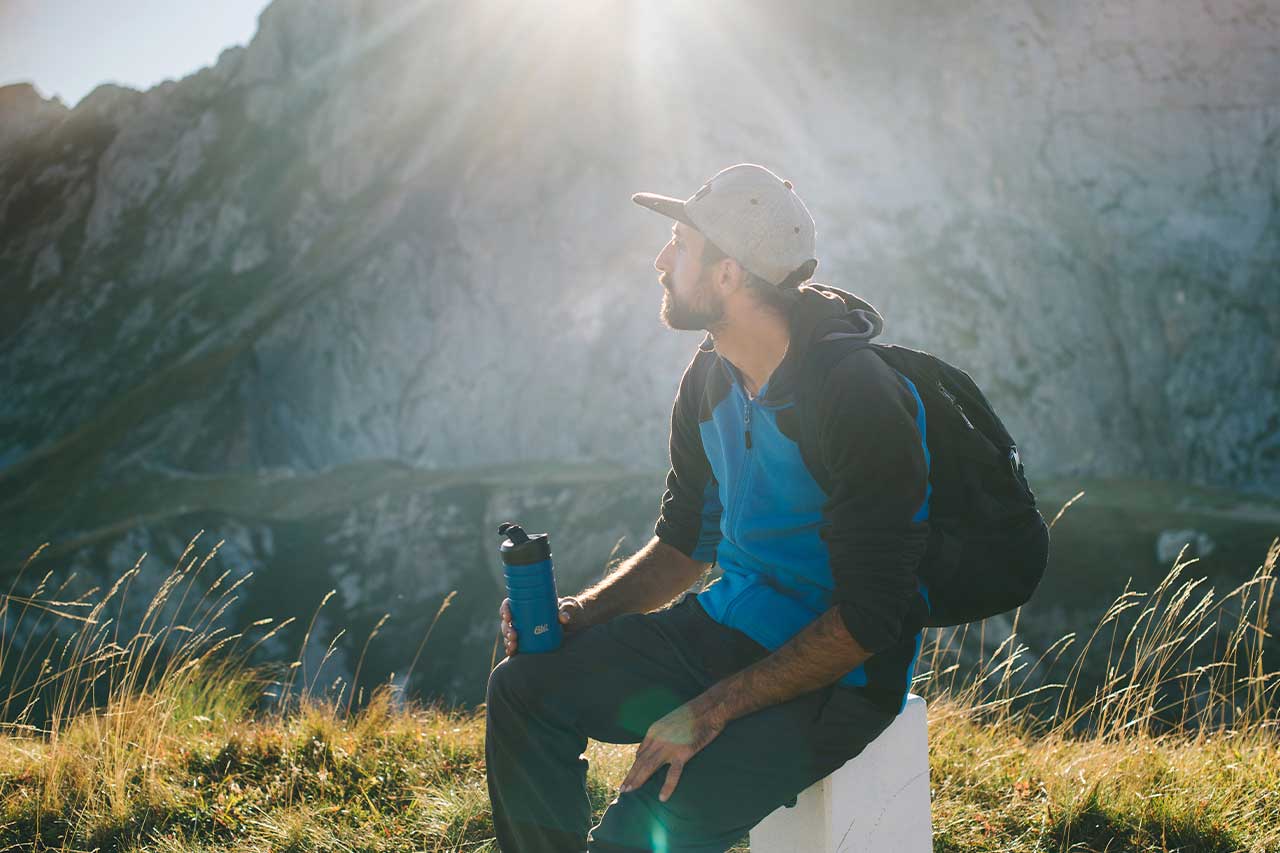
498 522 552 566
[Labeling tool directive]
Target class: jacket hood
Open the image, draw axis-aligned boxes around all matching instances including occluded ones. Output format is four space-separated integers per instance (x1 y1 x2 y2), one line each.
786 283 885 348
697 283 886 404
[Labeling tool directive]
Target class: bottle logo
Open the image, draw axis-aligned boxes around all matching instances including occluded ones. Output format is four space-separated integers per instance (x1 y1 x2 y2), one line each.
534 624 549 635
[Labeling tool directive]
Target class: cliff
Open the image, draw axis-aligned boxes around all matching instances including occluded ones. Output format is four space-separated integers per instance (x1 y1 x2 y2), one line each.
0 0 1275 705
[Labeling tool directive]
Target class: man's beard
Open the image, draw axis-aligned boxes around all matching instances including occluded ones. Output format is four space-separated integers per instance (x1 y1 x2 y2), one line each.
659 270 724 331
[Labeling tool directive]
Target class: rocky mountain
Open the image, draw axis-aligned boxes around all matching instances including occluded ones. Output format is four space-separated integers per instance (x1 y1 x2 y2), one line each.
0 0 1276 712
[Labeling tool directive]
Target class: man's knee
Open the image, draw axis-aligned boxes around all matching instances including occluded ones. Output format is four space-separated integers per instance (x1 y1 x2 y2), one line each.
588 779 740 853
486 654 537 716
486 648 575 722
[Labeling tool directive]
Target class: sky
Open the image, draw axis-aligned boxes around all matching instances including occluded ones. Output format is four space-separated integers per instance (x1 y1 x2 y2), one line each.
0 0 272 108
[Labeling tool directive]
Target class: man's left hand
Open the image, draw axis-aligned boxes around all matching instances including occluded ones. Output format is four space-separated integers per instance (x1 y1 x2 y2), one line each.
619 697 727 802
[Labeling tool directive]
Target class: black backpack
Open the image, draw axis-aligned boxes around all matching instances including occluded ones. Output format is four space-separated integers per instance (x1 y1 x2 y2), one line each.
799 317 1050 629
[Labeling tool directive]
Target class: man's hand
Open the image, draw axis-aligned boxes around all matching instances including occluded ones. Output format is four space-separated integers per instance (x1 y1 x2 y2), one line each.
499 596 588 657
617 607 874 802
619 697 727 802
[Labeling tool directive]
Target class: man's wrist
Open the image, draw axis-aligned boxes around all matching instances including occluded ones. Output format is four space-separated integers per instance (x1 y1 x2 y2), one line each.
692 681 741 726
565 592 606 629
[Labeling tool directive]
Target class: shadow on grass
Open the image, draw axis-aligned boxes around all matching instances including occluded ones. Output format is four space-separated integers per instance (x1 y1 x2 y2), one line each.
1047 798 1242 853
931 796 1244 853
1 803 233 853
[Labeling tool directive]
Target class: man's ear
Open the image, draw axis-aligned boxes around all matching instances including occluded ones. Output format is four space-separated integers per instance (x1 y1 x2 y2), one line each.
713 257 747 293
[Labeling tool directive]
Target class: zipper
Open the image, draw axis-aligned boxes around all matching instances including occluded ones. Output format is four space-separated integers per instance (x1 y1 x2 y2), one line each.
720 361 756 547
937 380 975 430
730 392 756 544
737 397 752 540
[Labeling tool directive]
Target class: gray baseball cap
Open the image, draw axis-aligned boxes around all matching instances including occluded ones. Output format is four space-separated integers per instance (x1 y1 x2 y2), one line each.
632 163 818 287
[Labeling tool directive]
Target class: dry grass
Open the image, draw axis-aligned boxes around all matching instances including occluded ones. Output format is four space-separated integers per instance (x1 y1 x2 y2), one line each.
0 520 1275 851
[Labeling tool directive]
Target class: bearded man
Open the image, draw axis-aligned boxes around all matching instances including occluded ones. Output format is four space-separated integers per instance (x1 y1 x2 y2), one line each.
486 163 935 853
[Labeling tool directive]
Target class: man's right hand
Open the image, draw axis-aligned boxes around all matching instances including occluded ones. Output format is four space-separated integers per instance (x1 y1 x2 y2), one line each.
500 596 589 657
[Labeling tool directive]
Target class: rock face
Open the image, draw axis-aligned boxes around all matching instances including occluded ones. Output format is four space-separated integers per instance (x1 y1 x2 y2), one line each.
0 0 1277 709
1 0 1277 499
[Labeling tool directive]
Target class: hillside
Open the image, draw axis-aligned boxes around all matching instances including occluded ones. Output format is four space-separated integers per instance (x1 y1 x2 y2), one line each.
0 539 1276 852
1 0 1277 732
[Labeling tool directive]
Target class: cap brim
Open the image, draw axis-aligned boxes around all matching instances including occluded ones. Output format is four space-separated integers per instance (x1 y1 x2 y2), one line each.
631 192 695 227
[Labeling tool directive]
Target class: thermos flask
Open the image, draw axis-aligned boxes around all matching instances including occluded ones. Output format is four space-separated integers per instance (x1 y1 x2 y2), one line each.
498 521 563 653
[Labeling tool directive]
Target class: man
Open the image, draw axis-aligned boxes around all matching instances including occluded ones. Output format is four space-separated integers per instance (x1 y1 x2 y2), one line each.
485 163 934 852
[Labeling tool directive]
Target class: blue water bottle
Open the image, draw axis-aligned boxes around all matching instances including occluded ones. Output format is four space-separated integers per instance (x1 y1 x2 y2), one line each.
498 522 563 654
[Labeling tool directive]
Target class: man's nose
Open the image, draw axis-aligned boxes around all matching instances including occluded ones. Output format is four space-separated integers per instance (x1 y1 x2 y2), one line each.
655 242 673 272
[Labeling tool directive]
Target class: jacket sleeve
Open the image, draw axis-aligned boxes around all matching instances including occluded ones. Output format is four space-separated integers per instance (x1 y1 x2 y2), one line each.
817 347 931 655
654 356 722 562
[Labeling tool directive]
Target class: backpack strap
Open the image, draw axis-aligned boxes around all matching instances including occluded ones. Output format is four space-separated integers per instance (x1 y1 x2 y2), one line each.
791 317 881 494
795 318 1050 628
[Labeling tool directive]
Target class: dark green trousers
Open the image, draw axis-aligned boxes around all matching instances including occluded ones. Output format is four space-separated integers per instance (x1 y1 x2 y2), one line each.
484 594 899 852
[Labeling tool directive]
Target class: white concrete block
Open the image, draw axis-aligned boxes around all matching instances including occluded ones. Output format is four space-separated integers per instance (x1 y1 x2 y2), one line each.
749 693 932 853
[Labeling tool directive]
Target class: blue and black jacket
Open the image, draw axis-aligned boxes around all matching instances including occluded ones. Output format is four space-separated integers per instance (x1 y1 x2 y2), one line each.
655 284 933 717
